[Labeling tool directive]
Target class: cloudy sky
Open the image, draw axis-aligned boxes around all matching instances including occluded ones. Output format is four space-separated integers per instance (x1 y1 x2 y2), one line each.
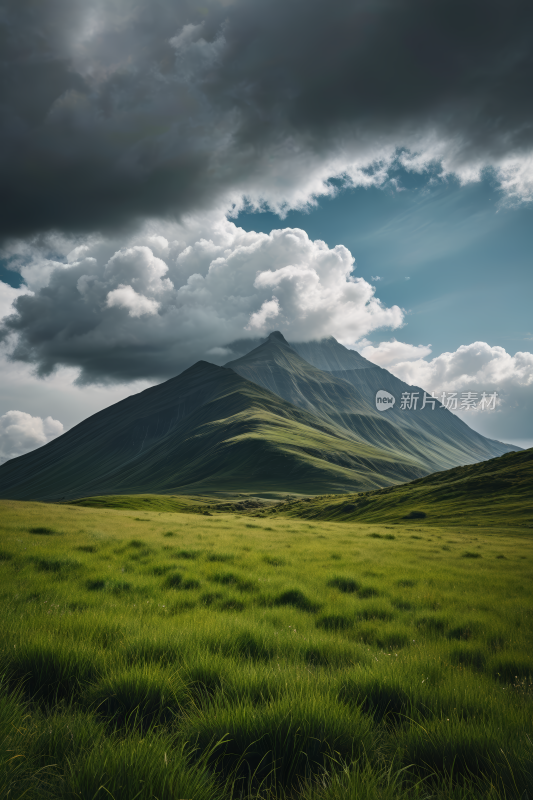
1 0 532 463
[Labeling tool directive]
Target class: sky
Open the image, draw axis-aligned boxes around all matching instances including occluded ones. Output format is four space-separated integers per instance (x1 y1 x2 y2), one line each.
1 0 532 463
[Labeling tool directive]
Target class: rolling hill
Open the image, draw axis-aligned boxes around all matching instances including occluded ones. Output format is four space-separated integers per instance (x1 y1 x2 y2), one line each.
0 362 425 501
261 446 533 527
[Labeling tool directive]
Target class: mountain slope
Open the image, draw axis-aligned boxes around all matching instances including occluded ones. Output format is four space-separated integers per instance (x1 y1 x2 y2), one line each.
291 337 373 371
225 333 519 473
331 366 516 464
224 335 374 370
263 447 533 528
225 332 373 424
290 335 517 461
0 362 424 501
225 333 438 467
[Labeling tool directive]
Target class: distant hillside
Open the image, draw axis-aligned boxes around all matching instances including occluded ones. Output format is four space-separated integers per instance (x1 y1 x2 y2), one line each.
262 447 533 527
226 332 518 473
0 362 425 501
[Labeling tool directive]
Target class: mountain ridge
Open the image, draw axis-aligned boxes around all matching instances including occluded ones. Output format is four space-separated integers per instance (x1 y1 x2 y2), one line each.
225 332 517 473
0 333 520 501
0 359 425 501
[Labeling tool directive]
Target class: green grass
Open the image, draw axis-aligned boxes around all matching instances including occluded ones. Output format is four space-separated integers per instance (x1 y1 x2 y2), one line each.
66 493 218 513
0 497 531 799
262 447 533 528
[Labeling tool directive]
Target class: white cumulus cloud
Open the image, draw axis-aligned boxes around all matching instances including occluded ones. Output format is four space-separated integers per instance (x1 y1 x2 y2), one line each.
364 340 533 446
1 217 404 382
360 339 433 368
246 297 281 330
0 410 64 465
106 285 161 317
387 342 533 395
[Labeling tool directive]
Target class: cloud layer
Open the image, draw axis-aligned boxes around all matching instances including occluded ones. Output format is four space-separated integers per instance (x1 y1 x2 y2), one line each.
0 219 403 382
0 410 63 465
1 0 533 239
366 339 533 444
360 340 433 368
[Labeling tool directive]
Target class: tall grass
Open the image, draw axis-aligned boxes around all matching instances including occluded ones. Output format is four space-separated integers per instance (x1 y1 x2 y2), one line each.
0 498 531 799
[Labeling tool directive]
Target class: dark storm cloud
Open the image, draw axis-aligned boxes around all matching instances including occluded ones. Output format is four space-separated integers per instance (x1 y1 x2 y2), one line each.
1 0 533 240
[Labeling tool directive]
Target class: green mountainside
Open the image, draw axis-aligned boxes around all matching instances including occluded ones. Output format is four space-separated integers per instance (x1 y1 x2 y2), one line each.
263 446 533 527
225 333 517 473
0 362 424 501
0 333 520 502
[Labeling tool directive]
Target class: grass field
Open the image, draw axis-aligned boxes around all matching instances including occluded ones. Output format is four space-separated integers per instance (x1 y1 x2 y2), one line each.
1 498 532 799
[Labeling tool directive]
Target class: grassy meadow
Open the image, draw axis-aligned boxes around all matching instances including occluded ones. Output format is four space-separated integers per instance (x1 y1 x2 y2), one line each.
0 498 532 799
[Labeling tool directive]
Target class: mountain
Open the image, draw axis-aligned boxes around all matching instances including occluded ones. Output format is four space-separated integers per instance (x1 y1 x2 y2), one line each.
0 362 425 501
0 333 519 501
290 336 519 465
223 334 373 370
225 333 518 472
262 446 533 528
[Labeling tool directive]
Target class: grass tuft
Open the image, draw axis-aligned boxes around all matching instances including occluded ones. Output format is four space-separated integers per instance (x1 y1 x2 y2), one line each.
327 576 359 593
263 555 286 567
29 526 60 535
274 589 320 612
174 549 202 560
34 556 80 574
186 694 375 792
86 578 131 593
316 614 353 631
211 572 255 592
206 552 234 562
84 664 187 728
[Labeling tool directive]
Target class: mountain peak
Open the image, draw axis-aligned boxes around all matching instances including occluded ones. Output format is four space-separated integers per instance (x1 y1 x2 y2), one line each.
266 331 290 345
